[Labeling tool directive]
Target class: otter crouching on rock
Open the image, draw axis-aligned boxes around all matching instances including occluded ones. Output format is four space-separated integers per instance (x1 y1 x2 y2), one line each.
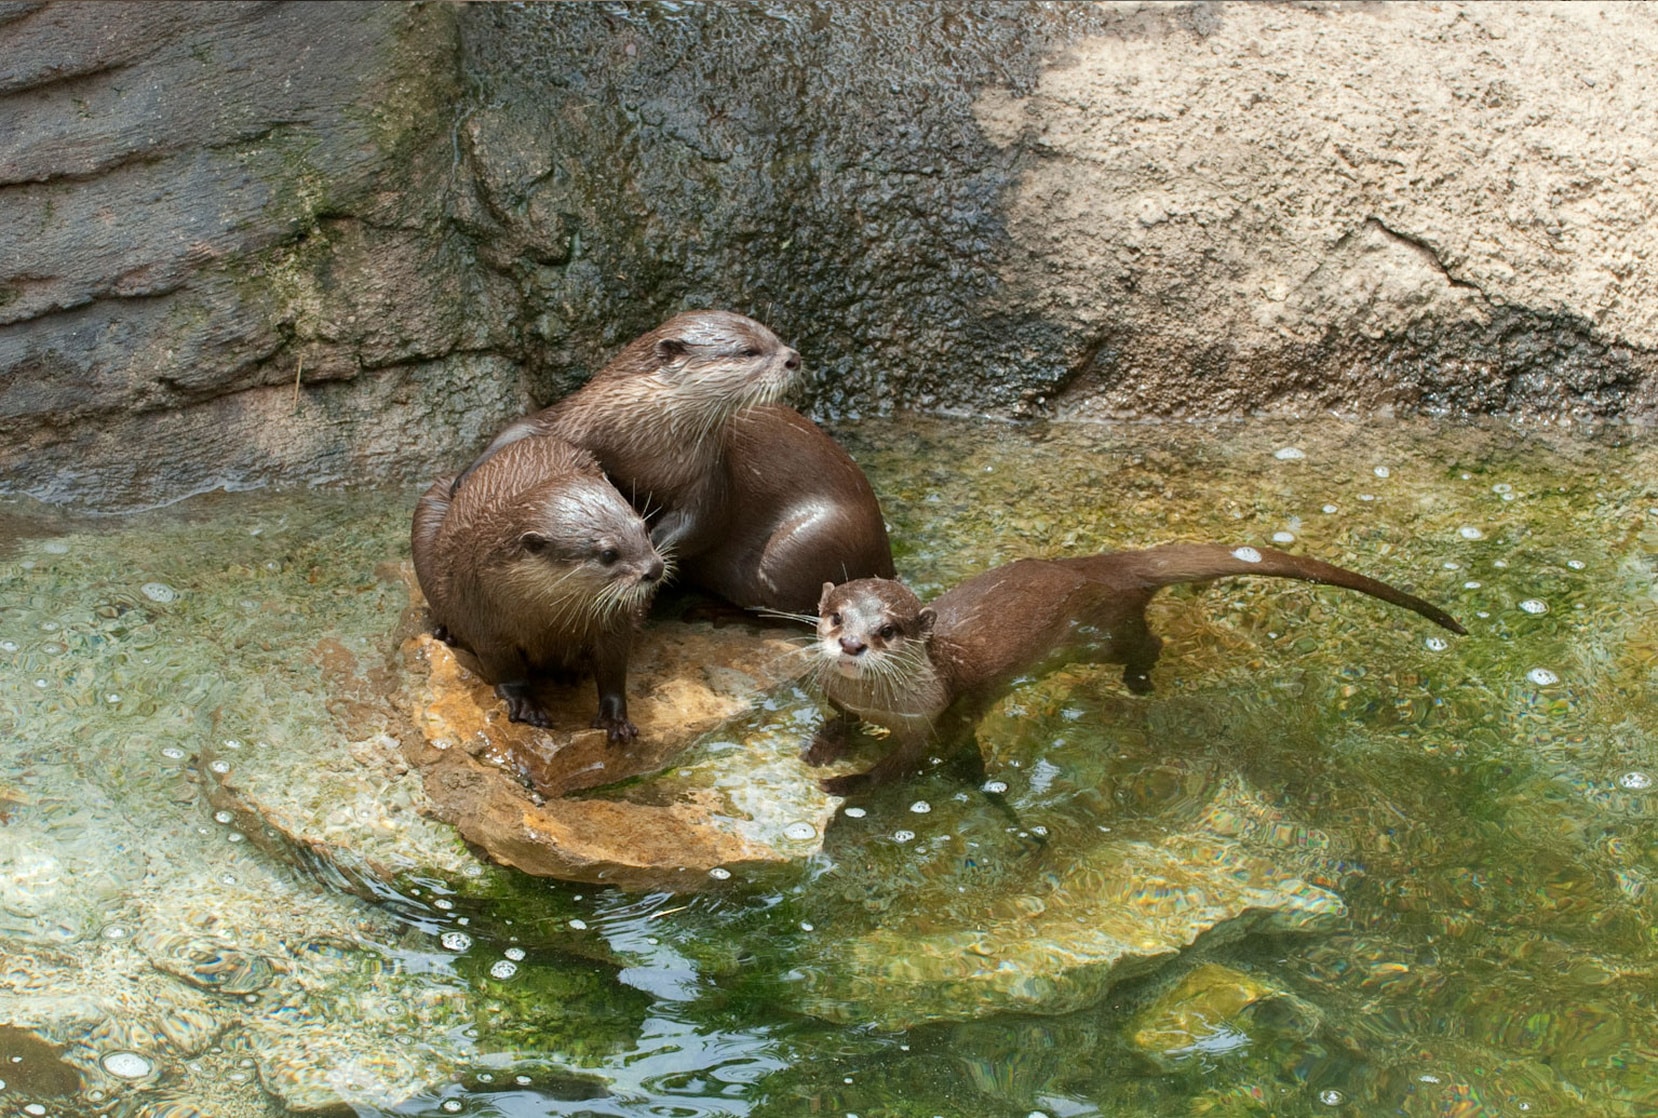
454 310 895 613
411 435 667 742
806 544 1466 795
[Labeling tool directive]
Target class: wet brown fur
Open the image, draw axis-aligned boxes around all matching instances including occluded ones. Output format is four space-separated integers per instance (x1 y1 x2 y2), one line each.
453 311 894 612
412 435 666 741
808 543 1466 794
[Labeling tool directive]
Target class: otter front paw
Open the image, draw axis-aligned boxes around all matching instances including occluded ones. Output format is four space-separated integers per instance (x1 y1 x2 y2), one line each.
501 697 553 727
805 711 859 766
592 713 639 744
496 681 553 727
804 728 852 767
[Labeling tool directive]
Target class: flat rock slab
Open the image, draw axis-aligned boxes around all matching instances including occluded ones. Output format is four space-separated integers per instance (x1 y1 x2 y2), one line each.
402 620 844 891
207 562 843 893
798 803 1345 1031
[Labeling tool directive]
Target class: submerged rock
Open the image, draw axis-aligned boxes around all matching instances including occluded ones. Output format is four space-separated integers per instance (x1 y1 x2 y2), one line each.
1127 961 1320 1070
797 775 1347 1031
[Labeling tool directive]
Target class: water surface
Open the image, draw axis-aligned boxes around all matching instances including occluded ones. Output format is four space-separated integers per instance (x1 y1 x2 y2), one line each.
1 416 1654 1116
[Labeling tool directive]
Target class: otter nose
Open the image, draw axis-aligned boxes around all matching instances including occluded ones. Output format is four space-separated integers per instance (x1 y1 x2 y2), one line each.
783 349 801 371
641 557 665 583
838 636 866 656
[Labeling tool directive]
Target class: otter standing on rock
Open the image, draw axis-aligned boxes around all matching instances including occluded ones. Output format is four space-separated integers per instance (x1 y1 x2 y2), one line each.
454 310 895 613
805 544 1466 794
412 435 667 741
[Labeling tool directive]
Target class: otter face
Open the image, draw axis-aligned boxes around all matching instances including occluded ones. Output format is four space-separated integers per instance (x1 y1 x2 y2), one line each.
646 311 802 419
508 481 668 622
815 578 935 681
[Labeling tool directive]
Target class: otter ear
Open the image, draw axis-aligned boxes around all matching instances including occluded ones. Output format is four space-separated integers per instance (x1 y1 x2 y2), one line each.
654 337 688 364
519 532 549 555
915 607 936 641
818 581 837 612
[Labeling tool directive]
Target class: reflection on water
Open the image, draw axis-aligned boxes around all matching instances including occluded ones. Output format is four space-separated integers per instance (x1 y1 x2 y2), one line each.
1 416 1655 1116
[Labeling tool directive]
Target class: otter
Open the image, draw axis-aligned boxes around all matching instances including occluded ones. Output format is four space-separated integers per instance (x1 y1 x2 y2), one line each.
453 311 894 613
411 434 667 741
805 543 1466 794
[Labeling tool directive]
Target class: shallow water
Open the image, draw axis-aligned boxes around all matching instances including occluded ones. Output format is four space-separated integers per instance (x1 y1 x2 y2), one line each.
1 416 1656 1116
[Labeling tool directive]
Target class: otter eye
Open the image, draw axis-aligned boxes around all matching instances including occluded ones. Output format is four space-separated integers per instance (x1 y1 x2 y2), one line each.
739 346 763 358
828 612 842 627
878 624 897 640
598 547 620 565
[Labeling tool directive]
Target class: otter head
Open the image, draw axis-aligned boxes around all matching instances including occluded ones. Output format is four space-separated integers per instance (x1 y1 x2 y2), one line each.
506 476 669 626
609 310 802 428
816 578 935 682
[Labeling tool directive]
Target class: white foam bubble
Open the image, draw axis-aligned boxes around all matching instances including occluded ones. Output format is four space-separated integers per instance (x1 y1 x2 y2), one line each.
783 821 817 840
1273 447 1306 460
1519 599 1548 615
439 931 472 952
1230 547 1263 564
1458 526 1484 540
1272 532 1295 544
1618 771 1652 790
909 801 931 814
140 583 178 603
101 1051 153 1079
1526 668 1559 686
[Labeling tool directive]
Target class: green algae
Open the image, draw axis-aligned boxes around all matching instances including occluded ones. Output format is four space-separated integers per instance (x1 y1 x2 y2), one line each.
2 416 1657 1115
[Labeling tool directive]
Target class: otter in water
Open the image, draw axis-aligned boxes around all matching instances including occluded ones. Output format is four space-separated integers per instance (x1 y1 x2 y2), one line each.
804 543 1466 794
412 435 667 741
453 311 894 613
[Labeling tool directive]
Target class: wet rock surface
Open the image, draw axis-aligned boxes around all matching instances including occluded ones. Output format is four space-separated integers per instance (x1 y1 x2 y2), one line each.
4 3 1656 512
204 566 844 892
400 623 846 890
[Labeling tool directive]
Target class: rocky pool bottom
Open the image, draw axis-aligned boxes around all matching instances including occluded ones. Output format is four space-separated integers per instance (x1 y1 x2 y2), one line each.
1 416 1655 1117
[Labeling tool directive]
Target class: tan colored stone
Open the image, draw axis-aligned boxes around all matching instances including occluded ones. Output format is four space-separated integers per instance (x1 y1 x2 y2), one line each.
399 614 847 890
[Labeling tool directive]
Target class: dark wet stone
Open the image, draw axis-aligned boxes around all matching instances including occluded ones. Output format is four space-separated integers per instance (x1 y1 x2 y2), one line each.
0 1024 82 1097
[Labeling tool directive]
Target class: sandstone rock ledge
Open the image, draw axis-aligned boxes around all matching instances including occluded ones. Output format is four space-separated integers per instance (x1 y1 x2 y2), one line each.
401 628 845 891
205 592 845 896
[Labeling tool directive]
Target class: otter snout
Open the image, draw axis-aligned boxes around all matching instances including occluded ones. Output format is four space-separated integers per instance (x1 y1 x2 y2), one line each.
838 636 867 657
639 556 666 583
783 348 801 372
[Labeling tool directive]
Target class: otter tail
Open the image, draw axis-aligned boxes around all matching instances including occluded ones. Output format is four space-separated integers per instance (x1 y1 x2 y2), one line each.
1082 543 1466 634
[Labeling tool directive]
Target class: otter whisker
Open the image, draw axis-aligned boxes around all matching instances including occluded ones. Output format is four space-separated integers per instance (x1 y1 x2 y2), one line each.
756 608 819 627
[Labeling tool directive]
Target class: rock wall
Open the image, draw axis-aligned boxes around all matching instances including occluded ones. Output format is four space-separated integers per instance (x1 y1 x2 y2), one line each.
0 0 521 509
3 2 1654 511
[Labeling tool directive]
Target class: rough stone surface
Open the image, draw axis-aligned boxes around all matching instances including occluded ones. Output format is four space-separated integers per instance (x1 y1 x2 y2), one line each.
401 622 845 891
4 1 1655 512
0 1 522 510
206 565 841 894
975 1 1658 422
